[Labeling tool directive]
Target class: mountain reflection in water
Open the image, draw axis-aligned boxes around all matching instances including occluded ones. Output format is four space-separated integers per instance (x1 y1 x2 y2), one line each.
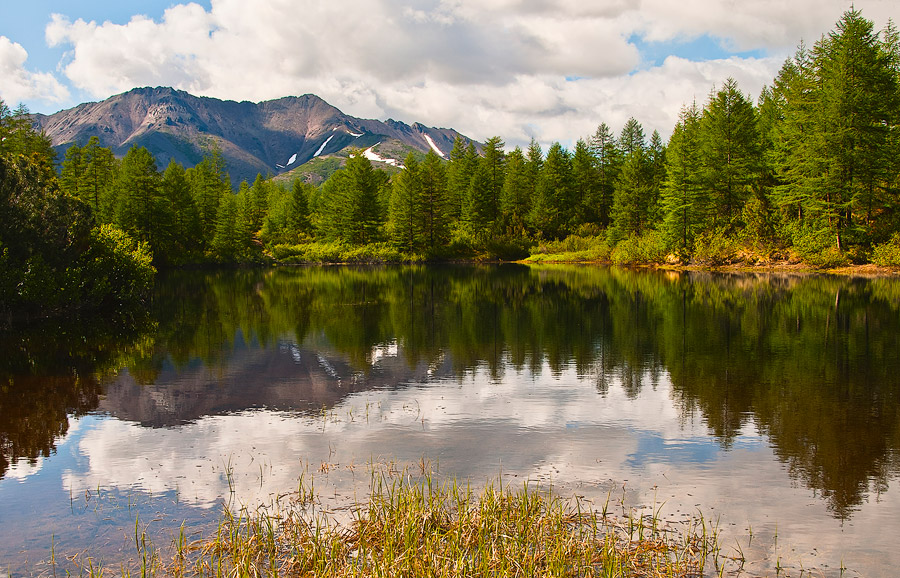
2 264 900 575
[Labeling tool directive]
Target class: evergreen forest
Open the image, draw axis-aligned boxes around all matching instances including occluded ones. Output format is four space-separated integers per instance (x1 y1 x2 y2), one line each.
3 9 900 319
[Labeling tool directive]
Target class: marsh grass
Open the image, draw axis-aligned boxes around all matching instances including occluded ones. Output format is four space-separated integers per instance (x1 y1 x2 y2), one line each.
132 471 721 578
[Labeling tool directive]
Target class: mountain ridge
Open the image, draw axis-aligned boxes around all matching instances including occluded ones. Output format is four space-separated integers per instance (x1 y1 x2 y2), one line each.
34 87 476 184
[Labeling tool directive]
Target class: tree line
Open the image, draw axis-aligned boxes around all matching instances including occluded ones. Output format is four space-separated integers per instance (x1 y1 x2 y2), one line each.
6 8 900 272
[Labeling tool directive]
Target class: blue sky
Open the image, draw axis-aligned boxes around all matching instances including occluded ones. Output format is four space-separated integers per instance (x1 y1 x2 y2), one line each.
1 0 891 145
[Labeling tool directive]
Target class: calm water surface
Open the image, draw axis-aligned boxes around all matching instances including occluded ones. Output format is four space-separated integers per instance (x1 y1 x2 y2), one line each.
2 265 900 577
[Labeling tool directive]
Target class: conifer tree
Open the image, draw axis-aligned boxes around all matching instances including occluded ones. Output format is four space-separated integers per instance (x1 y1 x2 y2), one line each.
662 103 705 253
446 138 477 220
188 143 230 245
115 146 167 255
287 178 313 239
161 160 202 262
700 78 760 231
529 142 573 239
390 153 423 253
609 120 652 242
464 136 505 235
419 150 450 253
589 123 620 229
571 138 600 227
211 192 239 262
500 147 531 236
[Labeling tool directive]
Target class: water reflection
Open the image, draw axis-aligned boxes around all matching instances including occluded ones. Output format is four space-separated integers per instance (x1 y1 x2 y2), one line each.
2 265 900 522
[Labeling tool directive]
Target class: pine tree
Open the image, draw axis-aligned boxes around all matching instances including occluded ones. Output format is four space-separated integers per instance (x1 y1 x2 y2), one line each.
609 120 651 242
661 103 705 253
286 178 313 239
188 143 230 245
500 147 531 236
529 142 573 240
464 136 505 235
77 136 118 223
419 150 450 253
60 144 84 201
589 123 620 229
446 137 477 221
700 78 760 231
161 160 202 262
115 146 166 255
390 153 423 253
571 138 600 228
211 192 239 262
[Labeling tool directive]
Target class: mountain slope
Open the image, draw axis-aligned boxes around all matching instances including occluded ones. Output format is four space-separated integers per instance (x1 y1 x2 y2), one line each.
34 87 475 184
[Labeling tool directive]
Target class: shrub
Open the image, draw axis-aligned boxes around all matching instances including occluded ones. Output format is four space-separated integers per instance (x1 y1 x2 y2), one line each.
790 225 848 269
610 231 667 265
693 228 741 266
527 234 611 263
871 234 900 267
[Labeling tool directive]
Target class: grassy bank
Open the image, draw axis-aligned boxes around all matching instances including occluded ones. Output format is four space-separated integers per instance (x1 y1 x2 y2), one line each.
79 475 724 577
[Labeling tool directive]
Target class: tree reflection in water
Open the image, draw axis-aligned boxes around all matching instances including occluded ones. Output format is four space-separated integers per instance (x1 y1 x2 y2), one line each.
2 265 899 518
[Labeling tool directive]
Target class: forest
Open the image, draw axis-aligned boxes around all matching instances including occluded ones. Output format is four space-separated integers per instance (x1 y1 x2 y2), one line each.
2 8 899 316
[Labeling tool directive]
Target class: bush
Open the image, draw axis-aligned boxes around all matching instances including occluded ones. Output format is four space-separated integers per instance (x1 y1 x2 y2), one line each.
871 233 900 267
527 234 611 263
790 225 848 269
78 224 156 312
693 228 741 266
610 231 667 265
271 241 416 264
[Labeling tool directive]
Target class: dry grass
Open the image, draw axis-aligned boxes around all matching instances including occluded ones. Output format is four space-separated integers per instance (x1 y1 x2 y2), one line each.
131 473 723 578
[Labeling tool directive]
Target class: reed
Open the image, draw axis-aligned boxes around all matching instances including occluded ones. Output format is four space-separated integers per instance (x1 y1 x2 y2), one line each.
89 473 723 577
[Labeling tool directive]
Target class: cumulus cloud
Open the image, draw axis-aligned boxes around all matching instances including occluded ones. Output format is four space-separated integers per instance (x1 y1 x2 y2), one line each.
0 36 69 106
40 0 885 144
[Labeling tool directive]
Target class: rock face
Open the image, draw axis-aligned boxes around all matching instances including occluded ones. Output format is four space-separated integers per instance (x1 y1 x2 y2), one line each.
34 87 472 184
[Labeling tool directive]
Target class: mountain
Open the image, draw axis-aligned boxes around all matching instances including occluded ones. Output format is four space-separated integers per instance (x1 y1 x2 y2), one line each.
33 87 476 185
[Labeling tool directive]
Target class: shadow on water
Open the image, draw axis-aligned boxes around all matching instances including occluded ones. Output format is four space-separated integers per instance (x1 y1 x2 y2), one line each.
2 264 900 519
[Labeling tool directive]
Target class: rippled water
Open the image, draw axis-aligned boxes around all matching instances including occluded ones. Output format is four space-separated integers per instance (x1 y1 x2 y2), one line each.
2 265 899 576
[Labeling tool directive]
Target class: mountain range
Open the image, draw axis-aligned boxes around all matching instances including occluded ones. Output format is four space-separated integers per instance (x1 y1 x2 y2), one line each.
33 87 476 184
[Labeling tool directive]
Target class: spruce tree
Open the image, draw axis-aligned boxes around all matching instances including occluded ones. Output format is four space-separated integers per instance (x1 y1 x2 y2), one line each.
661 103 705 253
572 138 600 228
529 142 574 240
699 78 760 231
390 153 423 253
419 150 450 253
589 123 620 229
500 147 531 236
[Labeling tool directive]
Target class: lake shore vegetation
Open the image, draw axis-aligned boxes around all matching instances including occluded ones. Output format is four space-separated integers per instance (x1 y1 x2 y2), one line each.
4 8 898 284
0 102 155 325
77 473 724 578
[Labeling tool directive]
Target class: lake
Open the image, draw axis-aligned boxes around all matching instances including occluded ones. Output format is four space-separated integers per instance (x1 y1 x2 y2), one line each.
1 264 899 577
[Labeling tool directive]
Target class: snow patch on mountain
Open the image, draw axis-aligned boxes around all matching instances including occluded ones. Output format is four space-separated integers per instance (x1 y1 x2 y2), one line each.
287 153 297 166
314 135 335 158
423 134 445 158
363 144 402 167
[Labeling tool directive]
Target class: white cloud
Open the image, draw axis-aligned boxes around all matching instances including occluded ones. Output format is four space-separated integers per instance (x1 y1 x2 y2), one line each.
0 36 69 107
39 0 888 144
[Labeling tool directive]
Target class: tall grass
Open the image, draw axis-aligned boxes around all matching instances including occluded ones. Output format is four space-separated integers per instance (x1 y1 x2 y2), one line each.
146 473 720 578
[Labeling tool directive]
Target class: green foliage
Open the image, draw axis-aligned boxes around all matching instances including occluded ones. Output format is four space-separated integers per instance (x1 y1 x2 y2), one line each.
77 224 155 312
389 153 423 253
700 78 760 230
0 154 154 321
789 223 850 268
529 142 573 240
692 228 741 266
661 102 705 254
610 231 667 265
270 241 412 264
526 234 611 263
870 233 900 267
